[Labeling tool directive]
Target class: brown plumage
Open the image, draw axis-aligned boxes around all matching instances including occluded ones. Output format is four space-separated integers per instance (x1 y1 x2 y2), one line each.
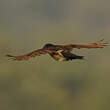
6 39 108 61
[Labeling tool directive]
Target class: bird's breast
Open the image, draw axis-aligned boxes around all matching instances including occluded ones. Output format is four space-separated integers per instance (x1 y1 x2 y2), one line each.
49 53 67 61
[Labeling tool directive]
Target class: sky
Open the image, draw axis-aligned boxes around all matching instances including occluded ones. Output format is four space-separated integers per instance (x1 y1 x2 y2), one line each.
0 1 110 110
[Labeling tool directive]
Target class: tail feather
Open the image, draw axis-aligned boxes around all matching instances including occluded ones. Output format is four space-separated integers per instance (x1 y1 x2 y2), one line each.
70 55 84 60
62 51 84 60
75 55 84 59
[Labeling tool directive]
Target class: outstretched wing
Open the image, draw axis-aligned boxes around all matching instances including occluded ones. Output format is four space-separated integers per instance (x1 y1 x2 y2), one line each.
6 49 50 61
66 39 108 49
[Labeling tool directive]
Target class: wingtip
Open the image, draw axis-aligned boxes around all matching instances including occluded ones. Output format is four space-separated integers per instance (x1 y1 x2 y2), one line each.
6 54 15 58
97 38 109 45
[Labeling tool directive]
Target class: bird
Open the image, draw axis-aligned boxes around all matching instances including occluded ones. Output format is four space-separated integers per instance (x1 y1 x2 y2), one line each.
6 39 108 61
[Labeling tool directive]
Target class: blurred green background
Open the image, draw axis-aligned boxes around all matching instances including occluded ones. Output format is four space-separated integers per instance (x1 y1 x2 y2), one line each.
0 0 110 110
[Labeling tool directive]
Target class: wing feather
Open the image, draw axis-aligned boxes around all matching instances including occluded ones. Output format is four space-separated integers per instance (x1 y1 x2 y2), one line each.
6 49 50 61
71 39 108 49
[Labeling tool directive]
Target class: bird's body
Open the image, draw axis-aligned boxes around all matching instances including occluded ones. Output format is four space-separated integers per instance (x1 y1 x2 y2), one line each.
6 40 108 61
49 49 84 61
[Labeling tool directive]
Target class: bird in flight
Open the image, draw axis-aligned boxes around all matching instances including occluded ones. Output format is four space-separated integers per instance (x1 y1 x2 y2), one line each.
6 39 108 61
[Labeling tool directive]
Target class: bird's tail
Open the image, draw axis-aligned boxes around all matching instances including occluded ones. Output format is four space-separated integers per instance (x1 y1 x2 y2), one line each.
69 54 84 60
74 55 84 60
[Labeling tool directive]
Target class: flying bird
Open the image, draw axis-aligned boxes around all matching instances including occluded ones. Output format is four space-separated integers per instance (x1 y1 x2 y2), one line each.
6 39 108 61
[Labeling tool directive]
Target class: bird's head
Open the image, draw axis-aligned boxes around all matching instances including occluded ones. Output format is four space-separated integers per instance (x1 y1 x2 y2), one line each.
43 43 55 49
